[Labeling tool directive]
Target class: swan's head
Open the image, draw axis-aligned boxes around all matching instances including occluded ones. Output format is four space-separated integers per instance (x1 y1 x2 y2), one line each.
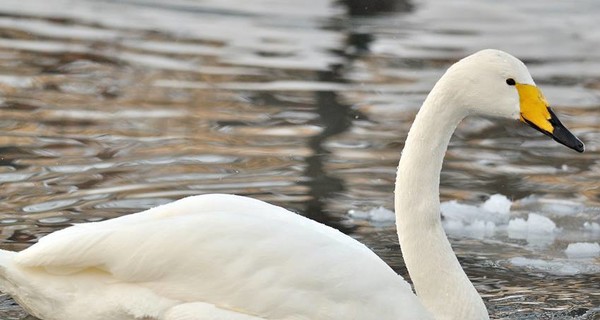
444 49 584 152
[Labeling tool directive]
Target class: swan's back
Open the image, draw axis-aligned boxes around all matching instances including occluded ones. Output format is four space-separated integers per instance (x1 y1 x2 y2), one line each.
10 194 431 319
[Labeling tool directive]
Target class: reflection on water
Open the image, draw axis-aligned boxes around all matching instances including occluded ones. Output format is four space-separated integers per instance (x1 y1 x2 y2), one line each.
0 0 599 318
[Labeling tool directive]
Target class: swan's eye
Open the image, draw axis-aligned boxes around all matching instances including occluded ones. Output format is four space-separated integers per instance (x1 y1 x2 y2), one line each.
506 78 516 86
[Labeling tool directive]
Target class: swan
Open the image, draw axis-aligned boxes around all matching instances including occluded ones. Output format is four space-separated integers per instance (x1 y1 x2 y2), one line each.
0 49 584 320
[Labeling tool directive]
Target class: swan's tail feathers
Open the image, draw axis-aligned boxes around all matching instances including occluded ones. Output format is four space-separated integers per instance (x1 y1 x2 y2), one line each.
0 249 17 271
0 249 18 291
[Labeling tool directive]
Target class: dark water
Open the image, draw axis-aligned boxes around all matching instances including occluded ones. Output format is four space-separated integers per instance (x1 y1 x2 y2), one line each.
0 0 598 319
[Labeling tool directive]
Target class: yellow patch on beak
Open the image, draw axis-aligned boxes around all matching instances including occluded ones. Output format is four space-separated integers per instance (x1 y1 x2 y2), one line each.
516 83 584 153
517 84 553 133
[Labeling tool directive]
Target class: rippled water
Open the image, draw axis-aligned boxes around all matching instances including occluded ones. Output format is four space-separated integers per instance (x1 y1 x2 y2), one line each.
0 0 598 319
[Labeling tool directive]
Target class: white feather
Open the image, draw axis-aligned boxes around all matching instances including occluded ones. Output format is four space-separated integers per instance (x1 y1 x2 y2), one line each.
3 194 430 320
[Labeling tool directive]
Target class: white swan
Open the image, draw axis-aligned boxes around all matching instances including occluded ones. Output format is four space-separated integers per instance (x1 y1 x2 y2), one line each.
0 49 584 320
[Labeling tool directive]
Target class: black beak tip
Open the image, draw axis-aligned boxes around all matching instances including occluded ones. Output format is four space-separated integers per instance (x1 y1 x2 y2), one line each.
546 108 584 153
574 140 585 153
552 123 585 153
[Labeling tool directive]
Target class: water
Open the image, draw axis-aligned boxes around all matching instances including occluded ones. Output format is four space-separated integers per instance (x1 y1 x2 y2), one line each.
0 0 598 318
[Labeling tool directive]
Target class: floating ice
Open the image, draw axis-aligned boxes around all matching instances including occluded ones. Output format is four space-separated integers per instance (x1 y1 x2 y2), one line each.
583 222 600 233
480 194 512 214
515 195 584 216
507 213 557 247
565 242 600 259
507 213 557 234
441 194 511 238
441 194 511 219
444 219 496 239
348 206 395 223
509 257 600 276
37 217 70 224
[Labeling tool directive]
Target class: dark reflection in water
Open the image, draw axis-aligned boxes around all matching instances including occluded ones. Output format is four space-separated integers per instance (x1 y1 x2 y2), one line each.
340 0 413 16
302 0 382 227
302 69 352 226
0 0 598 319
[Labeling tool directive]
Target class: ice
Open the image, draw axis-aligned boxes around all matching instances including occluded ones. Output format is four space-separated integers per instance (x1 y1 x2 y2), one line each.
441 200 489 222
507 213 557 234
507 213 557 247
355 194 576 248
515 195 584 216
565 242 600 259
583 222 600 233
441 194 511 220
480 194 512 214
507 218 527 231
441 194 511 238
368 207 396 222
348 209 369 219
509 257 600 276
525 214 557 233
444 220 497 239
348 206 395 223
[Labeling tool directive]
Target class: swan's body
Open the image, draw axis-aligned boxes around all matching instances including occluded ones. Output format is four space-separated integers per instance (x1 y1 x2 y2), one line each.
0 49 583 320
1 195 431 320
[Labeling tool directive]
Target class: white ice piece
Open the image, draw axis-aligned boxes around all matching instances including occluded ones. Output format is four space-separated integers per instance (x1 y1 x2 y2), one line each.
565 242 600 259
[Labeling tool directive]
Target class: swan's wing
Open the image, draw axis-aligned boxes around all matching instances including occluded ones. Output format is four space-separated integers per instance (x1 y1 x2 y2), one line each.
16 194 432 320
16 194 294 270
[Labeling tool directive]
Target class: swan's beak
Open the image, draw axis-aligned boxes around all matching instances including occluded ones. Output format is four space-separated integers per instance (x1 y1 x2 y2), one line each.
517 84 584 153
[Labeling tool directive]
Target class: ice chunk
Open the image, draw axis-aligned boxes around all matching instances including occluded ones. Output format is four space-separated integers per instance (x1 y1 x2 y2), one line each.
441 194 511 220
528 213 558 233
515 195 584 216
443 218 496 239
507 217 527 232
368 207 395 222
440 194 512 238
348 206 395 223
507 213 557 247
440 200 486 222
509 257 600 275
565 242 600 259
348 208 369 220
508 213 556 234
468 220 496 238
583 222 600 233
480 194 512 214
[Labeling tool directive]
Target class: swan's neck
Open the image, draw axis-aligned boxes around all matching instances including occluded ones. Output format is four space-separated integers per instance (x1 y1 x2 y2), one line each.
394 82 489 319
